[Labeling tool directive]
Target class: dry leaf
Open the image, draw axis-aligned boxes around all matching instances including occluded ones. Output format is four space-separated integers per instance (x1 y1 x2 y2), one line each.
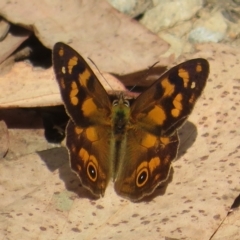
0 0 174 108
0 62 126 108
0 28 30 65
211 208 240 240
0 0 169 74
0 120 8 158
0 108 56 159
0 17 10 41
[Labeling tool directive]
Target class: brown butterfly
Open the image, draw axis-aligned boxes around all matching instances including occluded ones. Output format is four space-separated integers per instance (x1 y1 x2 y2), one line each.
52 42 209 201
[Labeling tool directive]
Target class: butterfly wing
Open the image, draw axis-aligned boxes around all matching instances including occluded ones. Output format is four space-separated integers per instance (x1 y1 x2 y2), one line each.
53 42 111 127
114 59 209 201
53 42 112 197
114 129 179 201
66 120 112 197
130 59 209 136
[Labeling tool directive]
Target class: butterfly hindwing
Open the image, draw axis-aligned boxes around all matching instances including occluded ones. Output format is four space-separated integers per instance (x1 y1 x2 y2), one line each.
114 129 179 201
66 120 112 197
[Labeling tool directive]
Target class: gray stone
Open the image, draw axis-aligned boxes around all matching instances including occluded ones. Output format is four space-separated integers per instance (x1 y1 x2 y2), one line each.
107 0 153 17
189 11 227 43
140 0 203 33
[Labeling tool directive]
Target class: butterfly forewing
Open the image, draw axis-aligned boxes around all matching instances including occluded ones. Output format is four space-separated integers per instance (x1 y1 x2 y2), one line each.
130 59 209 136
53 42 112 127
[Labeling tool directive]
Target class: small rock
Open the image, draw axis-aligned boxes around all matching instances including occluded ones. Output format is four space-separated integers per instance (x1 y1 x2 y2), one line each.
189 11 228 43
107 0 153 17
158 32 193 58
140 0 203 33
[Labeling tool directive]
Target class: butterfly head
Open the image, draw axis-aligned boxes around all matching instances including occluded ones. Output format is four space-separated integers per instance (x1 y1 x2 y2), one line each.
111 94 131 138
112 93 130 108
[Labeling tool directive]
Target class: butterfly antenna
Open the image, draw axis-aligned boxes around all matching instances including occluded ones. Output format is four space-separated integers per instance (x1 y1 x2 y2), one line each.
88 58 114 91
129 61 159 92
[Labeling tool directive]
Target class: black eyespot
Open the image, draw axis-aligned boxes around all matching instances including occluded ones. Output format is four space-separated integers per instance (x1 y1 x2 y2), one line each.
87 162 97 182
136 168 148 187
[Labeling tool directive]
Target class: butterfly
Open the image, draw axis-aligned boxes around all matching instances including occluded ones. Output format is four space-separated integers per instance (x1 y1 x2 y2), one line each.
52 42 209 201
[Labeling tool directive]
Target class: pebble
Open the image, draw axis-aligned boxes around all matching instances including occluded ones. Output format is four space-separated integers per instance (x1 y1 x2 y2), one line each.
107 0 153 17
140 0 203 33
108 0 240 58
189 11 227 43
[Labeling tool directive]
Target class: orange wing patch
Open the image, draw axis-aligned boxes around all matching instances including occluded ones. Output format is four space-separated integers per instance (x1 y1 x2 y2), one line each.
196 63 202 72
70 81 79 105
178 68 190 88
79 69 92 87
82 98 98 117
68 56 78 74
58 48 64 57
171 93 183 117
161 78 175 96
147 106 166 125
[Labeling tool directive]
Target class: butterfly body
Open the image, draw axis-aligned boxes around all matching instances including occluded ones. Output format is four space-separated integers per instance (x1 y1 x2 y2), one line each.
53 42 209 201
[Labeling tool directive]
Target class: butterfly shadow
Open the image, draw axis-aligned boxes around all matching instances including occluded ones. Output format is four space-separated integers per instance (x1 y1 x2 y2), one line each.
176 120 198 160
37 147 99 200
113 65 168 90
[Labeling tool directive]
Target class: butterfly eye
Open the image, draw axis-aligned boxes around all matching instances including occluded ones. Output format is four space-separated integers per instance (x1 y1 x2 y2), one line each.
136 168 149 187
112 100 119 106
87 162 97 182
123 100 130 107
